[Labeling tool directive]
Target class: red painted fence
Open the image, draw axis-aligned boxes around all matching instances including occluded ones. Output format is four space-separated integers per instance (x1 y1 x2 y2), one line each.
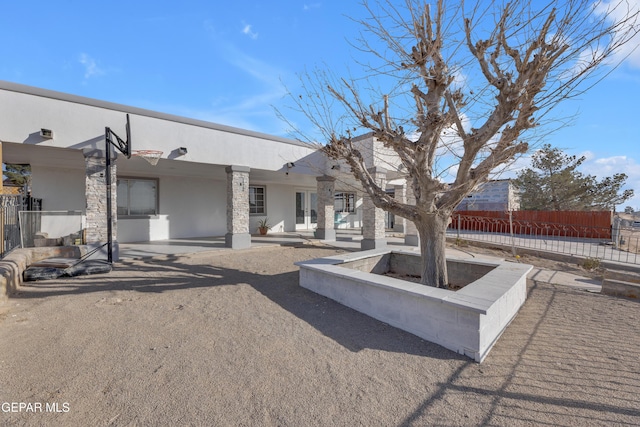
450 210 612 239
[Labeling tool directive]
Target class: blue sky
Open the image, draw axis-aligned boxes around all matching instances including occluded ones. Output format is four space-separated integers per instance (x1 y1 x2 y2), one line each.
1 1 639 209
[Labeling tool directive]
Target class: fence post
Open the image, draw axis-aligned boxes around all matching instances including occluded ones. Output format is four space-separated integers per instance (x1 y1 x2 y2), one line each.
509 210 516 256
612 216 620 250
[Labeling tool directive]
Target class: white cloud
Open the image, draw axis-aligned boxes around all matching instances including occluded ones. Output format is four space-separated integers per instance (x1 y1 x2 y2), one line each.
78 53 105 80
178 30 290 134
589 155 640 208
242 23 258 40
303 3 322 11
592 0 640 69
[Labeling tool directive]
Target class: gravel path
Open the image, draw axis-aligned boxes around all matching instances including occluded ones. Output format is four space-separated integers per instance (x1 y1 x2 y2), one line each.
1 245 639 426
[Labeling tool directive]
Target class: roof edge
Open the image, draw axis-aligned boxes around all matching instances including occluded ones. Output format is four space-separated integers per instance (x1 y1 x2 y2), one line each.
0 80 312 149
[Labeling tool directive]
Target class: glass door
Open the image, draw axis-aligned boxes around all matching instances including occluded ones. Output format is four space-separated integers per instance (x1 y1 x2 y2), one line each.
295 191 306 228
295 190 317 230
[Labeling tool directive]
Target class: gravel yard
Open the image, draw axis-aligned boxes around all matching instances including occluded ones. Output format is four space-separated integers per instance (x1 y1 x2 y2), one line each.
1 245 638 426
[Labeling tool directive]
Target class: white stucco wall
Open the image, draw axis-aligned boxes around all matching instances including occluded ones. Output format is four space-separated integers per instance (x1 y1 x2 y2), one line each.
0 82 347 243
31 166 85 211
0 82 323 174
248 183 302 234
159 175 227 238
117 175 227 243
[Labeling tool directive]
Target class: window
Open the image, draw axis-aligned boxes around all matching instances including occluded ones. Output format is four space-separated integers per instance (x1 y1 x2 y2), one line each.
249 186 266 214
335 192 356 213
117 178 158 216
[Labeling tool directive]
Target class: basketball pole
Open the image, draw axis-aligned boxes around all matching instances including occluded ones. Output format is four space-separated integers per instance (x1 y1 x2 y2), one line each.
104 114 131 263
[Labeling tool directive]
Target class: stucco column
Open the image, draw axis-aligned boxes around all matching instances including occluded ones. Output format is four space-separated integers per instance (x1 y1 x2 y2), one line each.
83 149 118 257
315 175 336 241
225 165 251 249
361 167 387 250
404 183 419 246
393 183 406 233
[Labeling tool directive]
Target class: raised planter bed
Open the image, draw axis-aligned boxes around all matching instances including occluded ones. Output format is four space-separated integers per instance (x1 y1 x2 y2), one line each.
296 248 532 362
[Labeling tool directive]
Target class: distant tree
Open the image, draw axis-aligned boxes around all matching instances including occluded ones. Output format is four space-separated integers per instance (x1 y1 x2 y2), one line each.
4 164 31 190
624 206 635 214
285 0 639 287
515 144 633 211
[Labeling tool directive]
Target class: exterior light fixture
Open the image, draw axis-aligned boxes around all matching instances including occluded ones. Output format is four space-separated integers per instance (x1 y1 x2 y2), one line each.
285 162 295 176
40 128 53 139
178 147 188 155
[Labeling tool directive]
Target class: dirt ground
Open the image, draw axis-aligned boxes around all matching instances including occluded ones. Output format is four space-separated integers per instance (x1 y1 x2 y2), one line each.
1 244 639 426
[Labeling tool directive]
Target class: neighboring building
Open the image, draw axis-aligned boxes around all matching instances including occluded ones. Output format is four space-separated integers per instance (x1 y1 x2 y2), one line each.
455 179 520 211
0 81 405 255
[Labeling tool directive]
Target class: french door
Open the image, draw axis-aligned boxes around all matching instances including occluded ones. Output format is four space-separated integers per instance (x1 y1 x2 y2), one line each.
295 190 317 230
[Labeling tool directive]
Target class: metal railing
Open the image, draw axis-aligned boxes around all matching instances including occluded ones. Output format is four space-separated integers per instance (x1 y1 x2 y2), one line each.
447 213 640 265
0 195 43 258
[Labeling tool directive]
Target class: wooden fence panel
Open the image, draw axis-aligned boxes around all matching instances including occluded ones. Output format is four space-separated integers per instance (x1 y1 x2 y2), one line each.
450 210 612 239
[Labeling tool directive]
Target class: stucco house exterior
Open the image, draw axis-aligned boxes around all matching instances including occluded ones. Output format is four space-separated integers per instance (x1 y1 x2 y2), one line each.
455 179 520 211
0 81 409 257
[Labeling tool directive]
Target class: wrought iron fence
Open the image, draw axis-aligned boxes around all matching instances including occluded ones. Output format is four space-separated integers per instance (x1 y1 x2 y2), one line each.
447 213 639 265
0 195 43 258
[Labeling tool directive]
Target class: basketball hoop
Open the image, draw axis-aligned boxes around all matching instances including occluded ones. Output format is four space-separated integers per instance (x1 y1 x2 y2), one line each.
131 150 163 166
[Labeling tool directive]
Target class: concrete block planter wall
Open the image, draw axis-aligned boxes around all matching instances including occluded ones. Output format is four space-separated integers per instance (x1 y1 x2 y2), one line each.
296 249 532 362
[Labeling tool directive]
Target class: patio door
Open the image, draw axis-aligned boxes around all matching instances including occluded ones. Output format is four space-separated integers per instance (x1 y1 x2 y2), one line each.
295 190 317 230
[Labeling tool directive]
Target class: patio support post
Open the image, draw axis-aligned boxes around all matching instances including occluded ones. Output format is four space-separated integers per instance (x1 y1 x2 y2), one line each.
361 166 387 250
83 148 118 259
404 184 419 246
393 183 406 233
225 165 251 249
315 175 336 241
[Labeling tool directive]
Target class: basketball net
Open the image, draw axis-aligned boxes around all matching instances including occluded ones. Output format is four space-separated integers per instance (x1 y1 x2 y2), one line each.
131 150 163 166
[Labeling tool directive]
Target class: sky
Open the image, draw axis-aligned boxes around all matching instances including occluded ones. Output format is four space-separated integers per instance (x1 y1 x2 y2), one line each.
0 0 639 209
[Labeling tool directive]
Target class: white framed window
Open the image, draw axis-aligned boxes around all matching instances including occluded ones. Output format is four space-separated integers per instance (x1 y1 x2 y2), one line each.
249 185 266 215
117 177 158 216
335 192 356 213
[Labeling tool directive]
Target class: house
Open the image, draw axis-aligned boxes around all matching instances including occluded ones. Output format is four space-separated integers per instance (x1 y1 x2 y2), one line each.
0 81 409 257
455 179 520 211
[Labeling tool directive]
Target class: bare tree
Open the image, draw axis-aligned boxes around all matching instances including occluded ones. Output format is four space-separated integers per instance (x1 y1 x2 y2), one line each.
286 0 639 287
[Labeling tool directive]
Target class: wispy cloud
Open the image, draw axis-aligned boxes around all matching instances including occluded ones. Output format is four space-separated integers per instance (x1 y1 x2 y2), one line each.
78 53 105 80
197 24 294 134
242 22 258 40
588 154 640 208
303 3 322 11
593 0 640 69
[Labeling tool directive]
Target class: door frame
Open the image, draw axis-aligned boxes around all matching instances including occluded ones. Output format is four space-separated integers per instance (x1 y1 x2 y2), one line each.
295 189 317 230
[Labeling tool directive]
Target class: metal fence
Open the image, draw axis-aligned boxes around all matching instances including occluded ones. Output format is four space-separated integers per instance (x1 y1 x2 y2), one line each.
447 213 640 265
0 195 43 258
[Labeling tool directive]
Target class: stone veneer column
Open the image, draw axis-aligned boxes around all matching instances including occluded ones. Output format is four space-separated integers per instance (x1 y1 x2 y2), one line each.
404 183 419 246
225 165 251 249
315 175 336 241
393 184 406 233
84 151 117 245
361 167 387 250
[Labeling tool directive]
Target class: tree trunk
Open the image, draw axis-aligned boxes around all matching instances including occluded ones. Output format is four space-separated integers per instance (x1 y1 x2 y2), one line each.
416 212 450 288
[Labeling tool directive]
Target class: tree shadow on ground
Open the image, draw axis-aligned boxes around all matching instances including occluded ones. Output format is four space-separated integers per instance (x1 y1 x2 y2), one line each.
10 246 466 360
9 246 640 424
397 281 640 426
